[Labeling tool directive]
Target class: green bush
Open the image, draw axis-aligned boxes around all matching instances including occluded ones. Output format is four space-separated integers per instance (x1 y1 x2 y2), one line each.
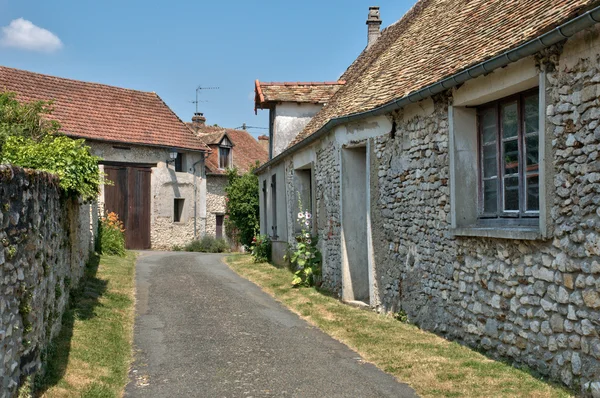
184 236 229 253
250 234 271 263
224 166 260 248
98 212 126 256
0 92 103 202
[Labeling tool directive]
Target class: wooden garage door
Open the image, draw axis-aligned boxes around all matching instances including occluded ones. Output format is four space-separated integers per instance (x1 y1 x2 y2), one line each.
104 165 152 250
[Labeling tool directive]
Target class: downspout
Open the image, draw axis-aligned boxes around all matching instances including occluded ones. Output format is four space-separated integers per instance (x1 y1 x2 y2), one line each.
193 154 205 240
254 4 600 174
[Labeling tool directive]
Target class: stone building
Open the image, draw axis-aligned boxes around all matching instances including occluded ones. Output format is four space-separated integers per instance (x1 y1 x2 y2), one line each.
0 66 210 250
253 80 343 263
255 1 600 392
188 113 268 240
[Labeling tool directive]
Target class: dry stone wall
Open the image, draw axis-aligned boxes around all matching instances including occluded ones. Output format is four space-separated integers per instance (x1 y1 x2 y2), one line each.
0 166 96 397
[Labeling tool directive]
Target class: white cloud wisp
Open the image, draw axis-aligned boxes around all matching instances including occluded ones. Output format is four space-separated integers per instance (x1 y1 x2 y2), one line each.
1 18 63 53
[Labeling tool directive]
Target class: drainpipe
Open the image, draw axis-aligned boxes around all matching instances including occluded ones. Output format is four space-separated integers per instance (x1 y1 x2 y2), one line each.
193 154 205 240
254 4 600 174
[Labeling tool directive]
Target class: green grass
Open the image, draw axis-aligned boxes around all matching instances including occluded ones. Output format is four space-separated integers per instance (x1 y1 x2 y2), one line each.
35 252 137 398
225 254 574 398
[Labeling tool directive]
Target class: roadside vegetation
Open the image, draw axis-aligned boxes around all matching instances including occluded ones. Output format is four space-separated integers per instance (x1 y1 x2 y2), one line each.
33 252 136 398
0 91 103 201
173 235 230 253
226 254 574 398
224 165 260 248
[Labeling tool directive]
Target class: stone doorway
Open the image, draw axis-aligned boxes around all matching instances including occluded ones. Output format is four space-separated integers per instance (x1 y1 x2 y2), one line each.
341 145 371 305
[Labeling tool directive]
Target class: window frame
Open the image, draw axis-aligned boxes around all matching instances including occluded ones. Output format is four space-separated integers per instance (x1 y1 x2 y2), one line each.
219 146 232 169
477 88 540 220
173 198 185 223
174 152 184 172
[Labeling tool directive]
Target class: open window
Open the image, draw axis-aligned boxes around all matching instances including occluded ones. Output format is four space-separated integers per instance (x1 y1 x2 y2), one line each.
174 198 185 222
174 152 185 172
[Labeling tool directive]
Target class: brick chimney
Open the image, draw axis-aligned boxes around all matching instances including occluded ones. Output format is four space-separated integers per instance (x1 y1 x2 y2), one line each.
366 6 382 49
191 112 206 131
258 135 269 153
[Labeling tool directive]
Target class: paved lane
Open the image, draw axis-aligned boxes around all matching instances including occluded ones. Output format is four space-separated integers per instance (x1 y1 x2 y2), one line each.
125 252 416 398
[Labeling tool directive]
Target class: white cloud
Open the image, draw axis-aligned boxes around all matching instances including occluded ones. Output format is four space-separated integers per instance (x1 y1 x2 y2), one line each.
1 18 63 53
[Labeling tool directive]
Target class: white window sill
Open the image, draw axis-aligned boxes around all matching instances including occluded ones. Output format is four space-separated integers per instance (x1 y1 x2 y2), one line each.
450 225 542 240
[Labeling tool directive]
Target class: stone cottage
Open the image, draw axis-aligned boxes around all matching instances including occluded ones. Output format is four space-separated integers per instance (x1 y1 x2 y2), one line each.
255 1 600 391
253 80 343 262
0 66 210 250
188 113 268 240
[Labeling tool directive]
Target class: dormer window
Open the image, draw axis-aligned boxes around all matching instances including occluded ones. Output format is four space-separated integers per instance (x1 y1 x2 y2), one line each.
219 136 233 169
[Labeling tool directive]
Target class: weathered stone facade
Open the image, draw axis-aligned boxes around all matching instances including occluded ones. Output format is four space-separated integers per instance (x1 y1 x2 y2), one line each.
92 141 207 250
274 28 600 391
206 175 227 238
0 166 96 397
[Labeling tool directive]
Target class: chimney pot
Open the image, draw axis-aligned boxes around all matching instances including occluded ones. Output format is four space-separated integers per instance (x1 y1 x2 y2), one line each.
366 6 382 48
192 112 206 130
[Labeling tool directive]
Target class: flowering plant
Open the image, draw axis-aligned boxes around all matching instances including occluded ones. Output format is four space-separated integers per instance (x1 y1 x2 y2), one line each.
250 234 271 263
288 210 321 287
99 211 126 256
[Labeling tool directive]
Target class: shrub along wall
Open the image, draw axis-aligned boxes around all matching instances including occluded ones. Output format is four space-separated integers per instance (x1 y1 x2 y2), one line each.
0 165 97 396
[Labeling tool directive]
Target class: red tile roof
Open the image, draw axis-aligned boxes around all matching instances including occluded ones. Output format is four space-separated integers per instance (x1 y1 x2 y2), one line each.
188 124 268 174
291 0 599 147
254 80 344 112
0 66 209 152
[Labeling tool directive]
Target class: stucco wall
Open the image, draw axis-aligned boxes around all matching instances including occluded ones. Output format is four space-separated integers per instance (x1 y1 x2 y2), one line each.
91 141 207 249
273 103 323 157
206 175 227 238
0 166 96 396
260 27 600 392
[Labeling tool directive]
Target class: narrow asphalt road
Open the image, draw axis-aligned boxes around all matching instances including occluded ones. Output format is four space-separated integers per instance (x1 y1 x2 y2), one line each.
125 252 416 398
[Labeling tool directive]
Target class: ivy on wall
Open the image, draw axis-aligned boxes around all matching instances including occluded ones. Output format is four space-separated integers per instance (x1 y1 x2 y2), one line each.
0 92 103 201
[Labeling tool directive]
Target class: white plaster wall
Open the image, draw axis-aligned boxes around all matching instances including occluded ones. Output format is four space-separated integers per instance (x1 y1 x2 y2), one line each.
89 141 207 249
273 103 323 157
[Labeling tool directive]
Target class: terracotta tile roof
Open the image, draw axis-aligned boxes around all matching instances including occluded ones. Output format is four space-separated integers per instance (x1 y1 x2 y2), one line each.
0 66 209 151
291 0 599 147
189 124 268 174
254 80 345 112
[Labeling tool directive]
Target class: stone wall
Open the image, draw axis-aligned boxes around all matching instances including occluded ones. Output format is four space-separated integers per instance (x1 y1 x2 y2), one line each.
0 166 96 397
206 175 227 238
370 40 600 390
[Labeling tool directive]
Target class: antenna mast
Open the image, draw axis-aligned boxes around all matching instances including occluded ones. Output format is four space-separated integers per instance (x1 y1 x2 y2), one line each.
192 85 219 113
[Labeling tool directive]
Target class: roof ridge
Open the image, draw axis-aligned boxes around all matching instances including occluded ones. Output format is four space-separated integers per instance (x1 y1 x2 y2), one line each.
0 65 156 96
257 81 345 86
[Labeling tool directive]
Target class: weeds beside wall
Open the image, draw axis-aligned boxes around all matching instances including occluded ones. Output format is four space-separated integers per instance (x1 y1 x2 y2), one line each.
0 165 97 396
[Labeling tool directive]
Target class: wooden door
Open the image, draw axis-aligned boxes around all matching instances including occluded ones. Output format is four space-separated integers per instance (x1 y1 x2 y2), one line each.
104 165 152 250
216 215 224 239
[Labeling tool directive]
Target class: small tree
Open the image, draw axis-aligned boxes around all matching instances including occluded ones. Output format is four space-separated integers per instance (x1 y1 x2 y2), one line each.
224 165 260 248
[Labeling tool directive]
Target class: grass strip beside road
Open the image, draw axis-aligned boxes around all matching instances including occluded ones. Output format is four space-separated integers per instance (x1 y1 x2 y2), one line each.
225 254 573 398
36 252 137 398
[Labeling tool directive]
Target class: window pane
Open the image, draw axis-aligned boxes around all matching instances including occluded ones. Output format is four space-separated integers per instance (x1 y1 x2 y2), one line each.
504 176 519 211
526 174 539 211
504 139 519 175
483 144 497 178
481 108 497 144
524 94 539 135
484 179 498 214
502 102 518 139
526 134 539 168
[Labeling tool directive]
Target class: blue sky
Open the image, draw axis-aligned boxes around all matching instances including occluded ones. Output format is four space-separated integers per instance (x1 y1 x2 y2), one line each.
0 0 415 138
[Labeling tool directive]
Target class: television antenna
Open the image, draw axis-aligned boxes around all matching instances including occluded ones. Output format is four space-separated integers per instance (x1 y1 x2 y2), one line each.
236 123 269 130
191 85 219 113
